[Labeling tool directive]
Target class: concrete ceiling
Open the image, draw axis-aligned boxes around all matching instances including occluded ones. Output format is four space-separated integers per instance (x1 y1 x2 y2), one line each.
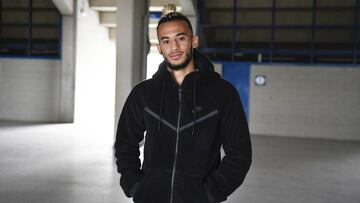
87 0 195 42
51 0 196 41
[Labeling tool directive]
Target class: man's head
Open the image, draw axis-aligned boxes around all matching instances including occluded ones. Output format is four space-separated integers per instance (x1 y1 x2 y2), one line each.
156 12 199 71
157 12 194 34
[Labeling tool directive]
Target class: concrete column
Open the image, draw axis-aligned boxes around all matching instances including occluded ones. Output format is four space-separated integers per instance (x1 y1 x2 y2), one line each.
59 16 76 123
115 0 148 128
180 0 197 33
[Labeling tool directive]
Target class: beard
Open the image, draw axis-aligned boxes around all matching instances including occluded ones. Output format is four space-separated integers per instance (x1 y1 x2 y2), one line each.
164 47 193 71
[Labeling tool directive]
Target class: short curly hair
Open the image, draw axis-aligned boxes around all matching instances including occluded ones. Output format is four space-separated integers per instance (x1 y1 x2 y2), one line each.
157 12 193 34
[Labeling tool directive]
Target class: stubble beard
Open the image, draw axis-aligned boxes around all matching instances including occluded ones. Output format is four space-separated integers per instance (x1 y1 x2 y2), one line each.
164 47 193 71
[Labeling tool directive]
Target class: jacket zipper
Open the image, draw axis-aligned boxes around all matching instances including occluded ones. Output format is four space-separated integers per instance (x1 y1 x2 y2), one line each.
170 87 182 203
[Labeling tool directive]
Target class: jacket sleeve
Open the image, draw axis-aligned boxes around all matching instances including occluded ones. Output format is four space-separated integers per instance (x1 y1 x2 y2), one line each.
114 88 145 197
204 86 252 202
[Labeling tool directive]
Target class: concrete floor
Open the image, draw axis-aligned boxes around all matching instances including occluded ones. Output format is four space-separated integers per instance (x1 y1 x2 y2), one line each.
0 123 359 203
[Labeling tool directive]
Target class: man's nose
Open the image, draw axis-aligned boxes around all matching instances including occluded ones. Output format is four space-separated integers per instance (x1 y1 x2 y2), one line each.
170 40 179 50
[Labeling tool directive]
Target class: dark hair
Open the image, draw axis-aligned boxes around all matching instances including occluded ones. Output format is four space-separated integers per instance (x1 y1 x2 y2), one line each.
157 12 193 34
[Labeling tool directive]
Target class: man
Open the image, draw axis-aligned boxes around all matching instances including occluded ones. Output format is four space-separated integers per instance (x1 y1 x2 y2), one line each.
115 11 252 203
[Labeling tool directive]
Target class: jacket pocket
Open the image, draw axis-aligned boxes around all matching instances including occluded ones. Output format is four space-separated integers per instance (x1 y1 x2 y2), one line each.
175 174 210 203
203 183 219 203
133 171 172 203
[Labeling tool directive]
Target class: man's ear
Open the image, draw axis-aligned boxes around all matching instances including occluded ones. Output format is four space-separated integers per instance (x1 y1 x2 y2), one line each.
192 35 199 48
156 44 162 55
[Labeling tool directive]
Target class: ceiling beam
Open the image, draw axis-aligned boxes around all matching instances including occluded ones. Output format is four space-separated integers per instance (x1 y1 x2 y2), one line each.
89 0 117 11
52 0 74 15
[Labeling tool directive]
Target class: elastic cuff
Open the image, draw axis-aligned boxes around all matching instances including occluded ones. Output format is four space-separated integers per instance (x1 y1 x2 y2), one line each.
120 171 143 197
204 180 226 203
129 182 141 197
205 187 217 203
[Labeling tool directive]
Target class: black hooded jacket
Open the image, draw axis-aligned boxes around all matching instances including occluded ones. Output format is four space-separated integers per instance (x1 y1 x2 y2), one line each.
115 50 252 203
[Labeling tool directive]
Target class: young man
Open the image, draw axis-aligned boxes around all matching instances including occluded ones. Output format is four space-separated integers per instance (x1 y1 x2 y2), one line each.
115 12 252 203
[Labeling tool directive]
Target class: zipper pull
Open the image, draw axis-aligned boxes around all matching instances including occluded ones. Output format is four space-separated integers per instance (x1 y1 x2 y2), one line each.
178 88 182 102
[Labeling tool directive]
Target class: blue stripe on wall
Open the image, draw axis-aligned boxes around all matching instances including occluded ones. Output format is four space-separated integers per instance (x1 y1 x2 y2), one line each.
221 62 251 120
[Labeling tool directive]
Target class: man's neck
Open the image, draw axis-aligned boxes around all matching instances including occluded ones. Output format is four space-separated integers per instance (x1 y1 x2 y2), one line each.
168 61 195 86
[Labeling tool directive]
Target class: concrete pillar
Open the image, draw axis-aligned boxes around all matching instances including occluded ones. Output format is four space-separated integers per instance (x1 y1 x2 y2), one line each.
180 0 197 33
59 16 76 123
115 0 148 128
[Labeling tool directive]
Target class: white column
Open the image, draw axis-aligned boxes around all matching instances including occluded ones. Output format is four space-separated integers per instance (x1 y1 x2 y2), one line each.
180 0 197 33
59 16 76 122
115 0 148 129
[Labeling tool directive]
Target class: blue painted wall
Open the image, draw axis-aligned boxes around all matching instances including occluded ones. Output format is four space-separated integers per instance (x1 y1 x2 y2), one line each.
220 62 251 120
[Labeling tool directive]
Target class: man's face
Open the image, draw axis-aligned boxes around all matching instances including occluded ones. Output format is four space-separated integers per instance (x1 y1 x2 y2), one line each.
157 20 198 70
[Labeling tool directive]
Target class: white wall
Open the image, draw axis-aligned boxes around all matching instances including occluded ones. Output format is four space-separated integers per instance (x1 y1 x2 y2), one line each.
75 0 116 144
0 13 76 123
0 59 61 122
249 64 360 141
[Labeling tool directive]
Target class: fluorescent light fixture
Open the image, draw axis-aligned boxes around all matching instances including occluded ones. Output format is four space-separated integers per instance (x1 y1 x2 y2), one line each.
149 6 182 12
149 23 157 28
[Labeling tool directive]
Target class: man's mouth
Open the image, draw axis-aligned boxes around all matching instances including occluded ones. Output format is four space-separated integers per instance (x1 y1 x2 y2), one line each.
169 52 183 60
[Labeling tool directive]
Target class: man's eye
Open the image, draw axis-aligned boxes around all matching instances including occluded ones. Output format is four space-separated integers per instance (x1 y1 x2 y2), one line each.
162 40 169 45
178 37 185 41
